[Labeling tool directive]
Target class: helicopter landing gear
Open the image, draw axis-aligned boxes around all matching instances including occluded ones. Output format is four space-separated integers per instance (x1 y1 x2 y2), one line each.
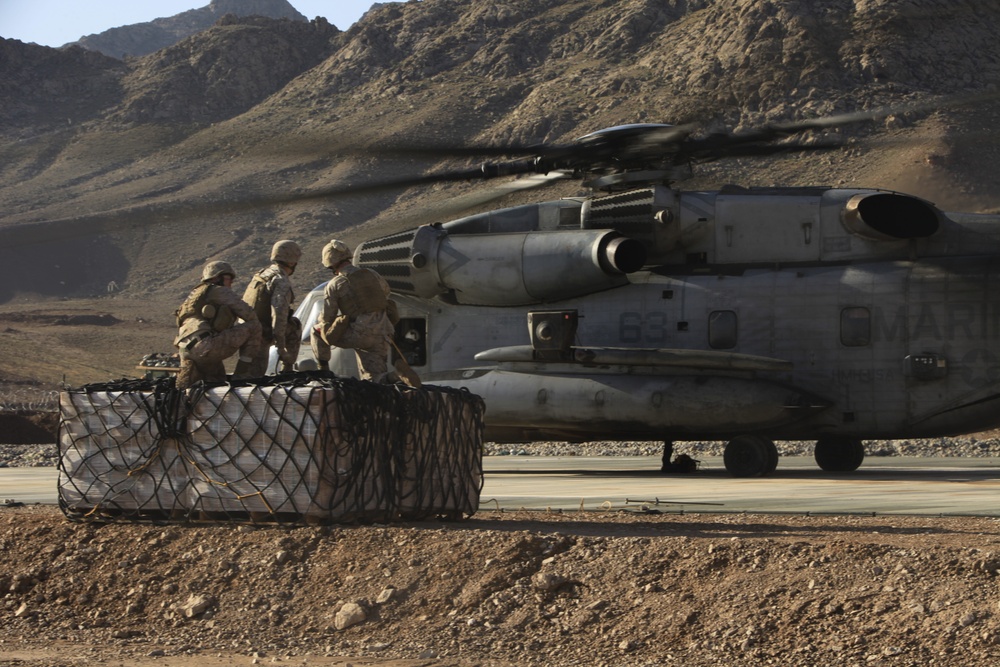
814 436 865 472
660 440 674 472
723 435 778 477
659 440 700 473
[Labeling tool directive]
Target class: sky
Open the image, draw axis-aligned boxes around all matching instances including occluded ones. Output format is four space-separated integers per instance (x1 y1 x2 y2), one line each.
0 0 378 47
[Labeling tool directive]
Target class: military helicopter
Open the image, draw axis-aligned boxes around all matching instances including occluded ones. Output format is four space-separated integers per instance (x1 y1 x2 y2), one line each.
271 99 1000 477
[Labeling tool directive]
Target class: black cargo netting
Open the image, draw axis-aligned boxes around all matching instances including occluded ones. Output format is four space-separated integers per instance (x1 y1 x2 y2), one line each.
57 374 485 525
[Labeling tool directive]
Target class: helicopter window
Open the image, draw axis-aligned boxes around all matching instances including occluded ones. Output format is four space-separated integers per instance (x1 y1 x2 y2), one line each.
708 311 737 349
394 318 427 367
662 290 674 299
840 307 871 347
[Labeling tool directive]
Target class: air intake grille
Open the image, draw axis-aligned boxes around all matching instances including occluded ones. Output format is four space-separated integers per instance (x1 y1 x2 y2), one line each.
355 229 419 295
585 188 657 239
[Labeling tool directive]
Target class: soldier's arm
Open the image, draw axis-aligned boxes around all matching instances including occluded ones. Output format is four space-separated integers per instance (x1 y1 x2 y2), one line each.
318 280 341 327
270 279 292 349
377 272 391 298
213 286 259 324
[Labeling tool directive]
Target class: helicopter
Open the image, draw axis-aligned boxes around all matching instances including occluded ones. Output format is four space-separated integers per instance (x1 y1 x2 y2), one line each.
266 99 1000 477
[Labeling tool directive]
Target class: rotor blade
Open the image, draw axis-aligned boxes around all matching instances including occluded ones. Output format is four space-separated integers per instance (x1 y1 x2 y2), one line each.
690 139 845 162
347 141 549 160
288 165 503 200
695 90 1000 153
0 160 551 247
405 171 573 227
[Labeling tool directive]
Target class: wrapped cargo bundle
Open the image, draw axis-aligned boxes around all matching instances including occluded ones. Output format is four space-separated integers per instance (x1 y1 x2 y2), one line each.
57 375 484 524
395 388 484 519
58 380 186 520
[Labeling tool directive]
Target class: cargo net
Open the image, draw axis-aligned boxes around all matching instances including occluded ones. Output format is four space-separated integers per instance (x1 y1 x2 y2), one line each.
57 374 485 525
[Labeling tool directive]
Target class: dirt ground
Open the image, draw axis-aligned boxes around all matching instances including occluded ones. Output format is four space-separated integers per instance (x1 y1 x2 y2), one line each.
0 296 178 391
2 505 1000 667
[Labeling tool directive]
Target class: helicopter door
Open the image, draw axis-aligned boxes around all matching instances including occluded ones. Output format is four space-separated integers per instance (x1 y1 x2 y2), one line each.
394 317 427 368
715 195 820 264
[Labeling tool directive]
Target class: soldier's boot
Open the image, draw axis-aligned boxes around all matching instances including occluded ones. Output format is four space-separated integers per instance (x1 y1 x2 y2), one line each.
232 357 253 379
176 359 199 390
317 360 330 371
278 361 296 374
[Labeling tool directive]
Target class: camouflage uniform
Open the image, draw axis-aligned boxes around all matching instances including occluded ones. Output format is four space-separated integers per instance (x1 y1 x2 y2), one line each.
174 266 261 389
242 262 300 376
311 264 395 383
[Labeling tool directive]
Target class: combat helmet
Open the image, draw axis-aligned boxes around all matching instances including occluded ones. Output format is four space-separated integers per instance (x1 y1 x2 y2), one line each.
270 239 302 266
322 240 352 269
201 260 235 283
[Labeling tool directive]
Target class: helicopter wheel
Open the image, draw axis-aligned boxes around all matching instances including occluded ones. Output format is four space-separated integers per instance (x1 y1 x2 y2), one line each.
723 435 778 477
814 437 865 472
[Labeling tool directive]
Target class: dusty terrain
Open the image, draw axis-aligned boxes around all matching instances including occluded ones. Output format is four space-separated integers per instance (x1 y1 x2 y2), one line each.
2 506 1000 667
2 503 1000 667
0 296 180 391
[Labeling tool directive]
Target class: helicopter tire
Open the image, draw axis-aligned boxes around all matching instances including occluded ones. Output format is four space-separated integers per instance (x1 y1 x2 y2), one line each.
814 437 865 472
723 435 778 477
764 438 779 475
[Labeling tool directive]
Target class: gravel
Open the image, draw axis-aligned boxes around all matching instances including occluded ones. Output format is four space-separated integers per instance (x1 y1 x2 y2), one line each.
4 434 1000 469
484 435 1000 459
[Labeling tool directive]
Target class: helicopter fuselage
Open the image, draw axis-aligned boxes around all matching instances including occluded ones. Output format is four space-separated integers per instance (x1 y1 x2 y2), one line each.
382 256 1000 443
291 184 1000 475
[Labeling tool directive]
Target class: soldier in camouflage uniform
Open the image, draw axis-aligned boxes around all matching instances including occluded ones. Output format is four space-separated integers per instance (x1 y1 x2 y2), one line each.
173 261 262 389
238 239 302 377
310 240 398 383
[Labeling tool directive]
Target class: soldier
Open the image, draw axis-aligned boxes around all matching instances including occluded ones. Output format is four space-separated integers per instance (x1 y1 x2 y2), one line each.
238 239 302 377
310 239 398 383
173 260 261 389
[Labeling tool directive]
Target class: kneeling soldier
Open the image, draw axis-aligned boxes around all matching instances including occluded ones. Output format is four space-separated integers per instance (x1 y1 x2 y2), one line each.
174 260 261 389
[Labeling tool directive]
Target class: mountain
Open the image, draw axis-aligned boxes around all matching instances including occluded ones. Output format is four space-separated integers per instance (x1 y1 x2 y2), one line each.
1 0 999 386
72 0 309 58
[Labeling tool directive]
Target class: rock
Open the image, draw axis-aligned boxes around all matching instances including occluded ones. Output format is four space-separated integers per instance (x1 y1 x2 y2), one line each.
180 594 215 618
334 602 366 630
532 572 566 591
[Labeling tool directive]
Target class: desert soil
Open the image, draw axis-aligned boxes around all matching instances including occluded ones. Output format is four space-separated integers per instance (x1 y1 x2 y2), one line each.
2 505 1000 667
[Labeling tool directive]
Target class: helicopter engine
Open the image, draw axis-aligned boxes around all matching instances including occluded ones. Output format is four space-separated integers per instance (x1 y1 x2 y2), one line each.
357 185 947 302
356 222 646 306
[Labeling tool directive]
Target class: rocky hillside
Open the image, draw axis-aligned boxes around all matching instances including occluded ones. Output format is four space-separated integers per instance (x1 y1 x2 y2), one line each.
1 0 1000 307
73 0 308 58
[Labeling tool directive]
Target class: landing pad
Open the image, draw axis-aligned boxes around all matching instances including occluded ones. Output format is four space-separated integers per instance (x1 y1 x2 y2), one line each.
8 456 1000 516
